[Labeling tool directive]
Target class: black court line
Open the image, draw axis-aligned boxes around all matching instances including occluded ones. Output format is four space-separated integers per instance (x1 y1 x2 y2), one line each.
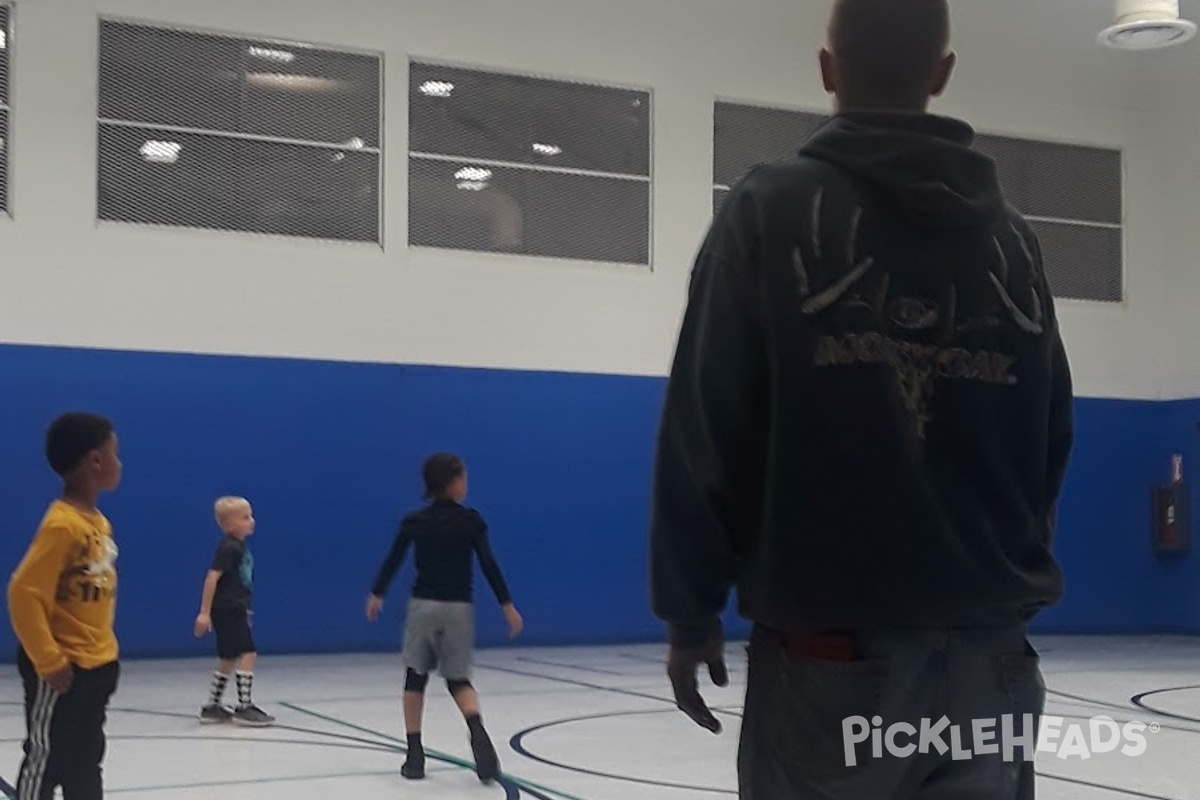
105 768 433 795
0 700 413 798
1039 773 1186 800
510 707 735 795
512 706 1190 800
280 702 568 800
498 673 1197 799
615 651 742 676
1046 687 1136 714
1028 682 1200 799
0 699 408 754
1130 684 1200 722
0 668 1183 800
0 699 530 799
516 656 626 676
1046 688 1200 736
0 733 400 751
475 661 744 720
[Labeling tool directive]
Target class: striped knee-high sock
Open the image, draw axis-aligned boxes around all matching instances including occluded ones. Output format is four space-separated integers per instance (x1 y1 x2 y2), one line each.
235 671 254 709
208 671 230 706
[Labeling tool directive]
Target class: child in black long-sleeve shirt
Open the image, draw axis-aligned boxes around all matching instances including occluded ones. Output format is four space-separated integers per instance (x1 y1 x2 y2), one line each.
366 453 523 784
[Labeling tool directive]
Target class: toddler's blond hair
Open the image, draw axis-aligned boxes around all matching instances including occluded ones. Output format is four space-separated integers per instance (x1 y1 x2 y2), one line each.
214 496 251 529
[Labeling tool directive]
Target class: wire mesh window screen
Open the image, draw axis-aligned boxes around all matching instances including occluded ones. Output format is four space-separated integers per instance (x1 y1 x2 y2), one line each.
713 101 1123 302
1028 219 1123 304
409 61 651 265
97 20 382 243
714 102 827 191
0 5 11 214
974 134 1123 302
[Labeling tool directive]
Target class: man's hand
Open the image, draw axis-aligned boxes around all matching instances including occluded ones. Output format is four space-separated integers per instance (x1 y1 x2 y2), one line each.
43 664 74 695
194 613 211 637
666 620 728 734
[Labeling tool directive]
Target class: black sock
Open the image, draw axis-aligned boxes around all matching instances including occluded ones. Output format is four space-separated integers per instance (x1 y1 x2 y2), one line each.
466 713 499 782
402 732 426 780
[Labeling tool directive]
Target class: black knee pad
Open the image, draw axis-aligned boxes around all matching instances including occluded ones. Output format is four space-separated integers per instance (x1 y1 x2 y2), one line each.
405 669 429 694
446 678 472 696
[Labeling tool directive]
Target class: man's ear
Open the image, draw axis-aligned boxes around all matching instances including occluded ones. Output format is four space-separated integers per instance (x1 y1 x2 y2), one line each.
819 47 838 95
930 51 956 97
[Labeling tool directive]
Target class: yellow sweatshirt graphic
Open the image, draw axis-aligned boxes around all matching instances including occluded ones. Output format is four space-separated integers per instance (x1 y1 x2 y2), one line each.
8 500 119 677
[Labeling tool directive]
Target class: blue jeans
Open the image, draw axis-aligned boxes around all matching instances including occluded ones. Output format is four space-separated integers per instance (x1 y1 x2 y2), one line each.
738 624 1044 799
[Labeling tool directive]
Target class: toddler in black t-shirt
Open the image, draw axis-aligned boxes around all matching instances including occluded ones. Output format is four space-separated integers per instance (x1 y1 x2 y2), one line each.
193 496 275 727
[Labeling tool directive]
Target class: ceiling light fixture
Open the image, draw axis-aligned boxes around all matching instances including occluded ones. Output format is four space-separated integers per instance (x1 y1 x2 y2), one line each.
140 140 182 164
420 80 455 98
455 166 493 182
532 143 562 156
1099 0 1197 50
248 45 296 63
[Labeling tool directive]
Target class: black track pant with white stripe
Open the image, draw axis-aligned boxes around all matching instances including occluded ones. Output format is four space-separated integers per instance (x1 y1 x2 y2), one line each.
16 649 119 800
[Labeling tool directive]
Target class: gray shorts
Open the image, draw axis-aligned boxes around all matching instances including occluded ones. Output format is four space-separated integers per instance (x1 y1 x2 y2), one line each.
403 598 475 681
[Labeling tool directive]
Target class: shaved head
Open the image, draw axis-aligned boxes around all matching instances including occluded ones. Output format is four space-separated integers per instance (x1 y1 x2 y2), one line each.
822 0 954 112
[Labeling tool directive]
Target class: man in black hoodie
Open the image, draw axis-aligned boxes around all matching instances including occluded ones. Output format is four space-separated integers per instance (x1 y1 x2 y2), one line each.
650 0 1074 797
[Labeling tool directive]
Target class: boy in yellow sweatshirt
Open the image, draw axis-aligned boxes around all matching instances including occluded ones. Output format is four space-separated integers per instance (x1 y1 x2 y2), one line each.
8 412 122 800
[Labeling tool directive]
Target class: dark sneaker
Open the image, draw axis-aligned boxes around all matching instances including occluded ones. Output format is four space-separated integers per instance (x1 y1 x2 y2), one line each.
470 731 500 783
232 705 276 727
401 753 426 780
199 704 233 724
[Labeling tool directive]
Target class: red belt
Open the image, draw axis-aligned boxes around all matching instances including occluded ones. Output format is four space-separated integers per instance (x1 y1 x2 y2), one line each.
779 631 857 662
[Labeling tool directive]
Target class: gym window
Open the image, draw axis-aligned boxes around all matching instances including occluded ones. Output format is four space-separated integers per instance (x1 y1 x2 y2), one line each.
409 61 652 266
713 101 1124 303
712 101 826 216
0 4 12 215
973 134 1123 303
96 20 382 243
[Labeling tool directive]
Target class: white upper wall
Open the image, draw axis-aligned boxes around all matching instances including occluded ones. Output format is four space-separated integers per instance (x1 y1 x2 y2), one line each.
1 0 1198 399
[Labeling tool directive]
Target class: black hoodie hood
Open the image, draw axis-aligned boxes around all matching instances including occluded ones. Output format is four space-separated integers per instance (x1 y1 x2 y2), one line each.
800 111 1005 231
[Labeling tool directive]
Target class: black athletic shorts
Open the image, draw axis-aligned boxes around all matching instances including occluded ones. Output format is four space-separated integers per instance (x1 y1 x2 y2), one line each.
211 607 255 661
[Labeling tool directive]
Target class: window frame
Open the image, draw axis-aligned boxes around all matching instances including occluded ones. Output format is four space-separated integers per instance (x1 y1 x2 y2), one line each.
94 16 385 247
407 55 655 269
711 97 1126 305
970 128 1126 306
0 2 14 218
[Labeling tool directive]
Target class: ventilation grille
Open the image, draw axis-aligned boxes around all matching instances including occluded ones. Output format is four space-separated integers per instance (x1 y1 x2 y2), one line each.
409 61 652 265
713 101 1124 303
96 20 382 243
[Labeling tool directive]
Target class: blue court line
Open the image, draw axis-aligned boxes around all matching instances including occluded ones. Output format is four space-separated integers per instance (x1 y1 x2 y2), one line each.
280 701 589 800
106 768 424 795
